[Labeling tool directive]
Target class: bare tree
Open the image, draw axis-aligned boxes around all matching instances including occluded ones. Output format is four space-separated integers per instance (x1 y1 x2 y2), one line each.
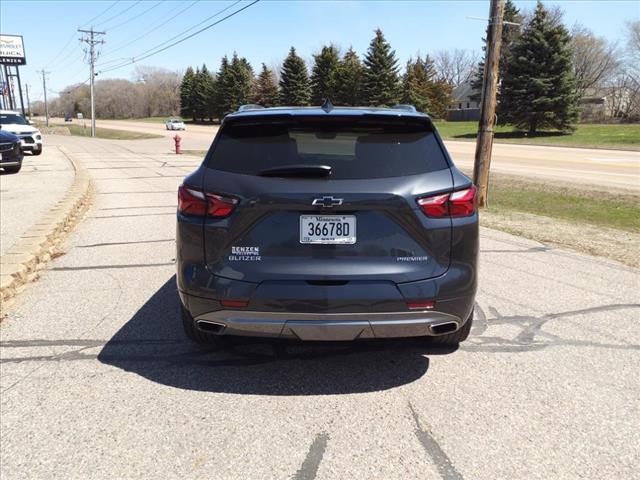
433 49 479 86
133 66 181 117
570 24 619 99
604 20 640 121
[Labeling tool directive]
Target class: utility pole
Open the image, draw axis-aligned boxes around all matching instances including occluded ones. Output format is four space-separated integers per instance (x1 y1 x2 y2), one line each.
78 27 105 138
473 0 505 208
25 84 32 118
38 70 50 127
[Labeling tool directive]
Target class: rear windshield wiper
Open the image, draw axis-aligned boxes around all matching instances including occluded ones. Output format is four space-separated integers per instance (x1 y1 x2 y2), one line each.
257 164 332 178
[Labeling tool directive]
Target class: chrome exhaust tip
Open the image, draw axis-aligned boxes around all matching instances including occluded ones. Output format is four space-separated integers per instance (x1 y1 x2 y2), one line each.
196 320 226 334
429 321 459 335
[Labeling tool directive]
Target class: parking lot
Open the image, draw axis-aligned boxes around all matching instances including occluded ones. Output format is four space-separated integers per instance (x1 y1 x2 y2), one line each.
1 135 639 479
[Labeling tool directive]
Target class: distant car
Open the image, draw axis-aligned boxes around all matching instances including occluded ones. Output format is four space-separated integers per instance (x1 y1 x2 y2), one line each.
0 129 24 174
165 119 186 131
0 110 43 155
64 114 73 122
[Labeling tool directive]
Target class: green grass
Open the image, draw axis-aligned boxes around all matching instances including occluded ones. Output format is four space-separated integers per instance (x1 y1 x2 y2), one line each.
434 121 640 150
487 177 640 232
63 124 162 140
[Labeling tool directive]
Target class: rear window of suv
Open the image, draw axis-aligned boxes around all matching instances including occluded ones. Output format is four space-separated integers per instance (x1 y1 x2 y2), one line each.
207 118 449 179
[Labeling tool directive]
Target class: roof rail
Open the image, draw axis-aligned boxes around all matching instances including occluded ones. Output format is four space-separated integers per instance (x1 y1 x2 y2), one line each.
237 104 265 112
391 104 417 112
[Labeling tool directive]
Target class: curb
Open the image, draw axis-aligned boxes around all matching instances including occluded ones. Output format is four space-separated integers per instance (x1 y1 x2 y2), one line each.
0 146 94 311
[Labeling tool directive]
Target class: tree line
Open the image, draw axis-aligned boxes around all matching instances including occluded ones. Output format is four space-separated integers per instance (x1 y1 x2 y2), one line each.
42 1 637 128
179 29 455 121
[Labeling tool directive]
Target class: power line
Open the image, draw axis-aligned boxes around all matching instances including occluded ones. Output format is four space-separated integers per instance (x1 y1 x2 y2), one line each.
81 0 121 27
98 0 241 68
97 0 200 62
94 1 142 27
45 1 119 68
105 1 163 31
98 0 258 74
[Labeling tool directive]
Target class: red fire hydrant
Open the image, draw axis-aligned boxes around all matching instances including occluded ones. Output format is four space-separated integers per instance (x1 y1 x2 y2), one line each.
173 134 181 154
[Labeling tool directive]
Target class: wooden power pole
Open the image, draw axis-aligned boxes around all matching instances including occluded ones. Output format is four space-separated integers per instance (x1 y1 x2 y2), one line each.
473 0 505 208
78 28 105 138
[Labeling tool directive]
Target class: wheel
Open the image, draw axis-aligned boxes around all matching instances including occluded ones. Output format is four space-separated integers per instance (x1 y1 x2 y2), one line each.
2 164 22 174
430 309 473 346
32 146 42 156
181 304 222 346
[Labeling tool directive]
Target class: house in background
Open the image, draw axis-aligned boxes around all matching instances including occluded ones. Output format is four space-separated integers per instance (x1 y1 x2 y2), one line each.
447 81 481 121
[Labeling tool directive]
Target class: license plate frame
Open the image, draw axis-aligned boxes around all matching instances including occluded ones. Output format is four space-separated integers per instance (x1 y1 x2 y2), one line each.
299 215 356 244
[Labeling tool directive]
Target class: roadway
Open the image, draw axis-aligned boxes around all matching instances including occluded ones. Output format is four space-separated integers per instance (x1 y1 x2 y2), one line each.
92 118 640 192
1 135 638 479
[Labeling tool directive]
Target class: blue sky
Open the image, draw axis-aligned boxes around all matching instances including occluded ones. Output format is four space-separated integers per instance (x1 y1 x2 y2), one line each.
2 0 638 102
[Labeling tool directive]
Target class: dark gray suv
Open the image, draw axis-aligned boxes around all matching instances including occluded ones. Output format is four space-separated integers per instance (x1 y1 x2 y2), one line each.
176 104 478 346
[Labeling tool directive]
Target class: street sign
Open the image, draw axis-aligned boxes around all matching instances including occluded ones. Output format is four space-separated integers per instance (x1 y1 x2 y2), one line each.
0 35 26 65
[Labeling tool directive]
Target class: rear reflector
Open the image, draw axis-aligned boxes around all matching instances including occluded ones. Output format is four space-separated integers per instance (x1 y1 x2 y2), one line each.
178 185 238 218
407 300 436 310
220 299 249 308
416 185 477 218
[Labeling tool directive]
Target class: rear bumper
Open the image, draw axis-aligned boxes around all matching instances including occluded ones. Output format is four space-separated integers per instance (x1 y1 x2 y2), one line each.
194 309 464 340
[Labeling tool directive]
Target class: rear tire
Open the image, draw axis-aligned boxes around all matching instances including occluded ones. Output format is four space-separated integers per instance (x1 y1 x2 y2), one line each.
2 164 22 174
181 305 222 346
430 309 473 346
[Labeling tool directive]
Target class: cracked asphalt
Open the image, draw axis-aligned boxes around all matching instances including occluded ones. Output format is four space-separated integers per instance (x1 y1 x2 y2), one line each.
1 136 639 479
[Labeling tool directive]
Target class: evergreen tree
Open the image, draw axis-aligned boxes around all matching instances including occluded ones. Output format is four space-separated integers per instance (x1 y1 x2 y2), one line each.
311 45 340 104
334 47 365 106
229 53 255 111
401 57 433 114
470 0 522 103
180 66 196 120
253 63 279 107
279 47 311 106
214 56 232 119
192 64 215 122
401 55 452 118
362 29 400 106
499 1 579 132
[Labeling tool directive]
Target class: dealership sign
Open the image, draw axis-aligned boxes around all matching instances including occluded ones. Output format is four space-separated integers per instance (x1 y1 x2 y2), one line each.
0 35 26 65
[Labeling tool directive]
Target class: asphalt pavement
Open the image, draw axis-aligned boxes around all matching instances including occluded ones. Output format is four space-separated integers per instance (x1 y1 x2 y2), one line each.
1 135 639 479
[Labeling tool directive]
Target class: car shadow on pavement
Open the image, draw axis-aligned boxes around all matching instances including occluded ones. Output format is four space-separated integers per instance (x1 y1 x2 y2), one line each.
98 276 456 395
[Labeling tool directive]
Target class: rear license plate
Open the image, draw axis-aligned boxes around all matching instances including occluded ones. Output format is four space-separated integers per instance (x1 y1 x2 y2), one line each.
300 215 356 244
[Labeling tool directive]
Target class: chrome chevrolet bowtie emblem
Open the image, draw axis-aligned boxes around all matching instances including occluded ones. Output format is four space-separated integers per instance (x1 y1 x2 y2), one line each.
312 196 343 208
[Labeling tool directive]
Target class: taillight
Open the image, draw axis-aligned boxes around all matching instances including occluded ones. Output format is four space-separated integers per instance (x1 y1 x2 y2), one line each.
206 193 237 217
178 185 207 216
178 185 237 218
449 186 477 217
417 185 477 218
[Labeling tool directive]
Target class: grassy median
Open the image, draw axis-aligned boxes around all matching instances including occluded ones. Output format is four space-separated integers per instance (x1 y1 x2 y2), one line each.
486 176 639 232
62 124 162 140
435 121 640 150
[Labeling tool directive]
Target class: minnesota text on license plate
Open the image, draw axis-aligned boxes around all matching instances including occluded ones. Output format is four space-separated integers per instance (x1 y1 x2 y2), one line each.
300 215 356 244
